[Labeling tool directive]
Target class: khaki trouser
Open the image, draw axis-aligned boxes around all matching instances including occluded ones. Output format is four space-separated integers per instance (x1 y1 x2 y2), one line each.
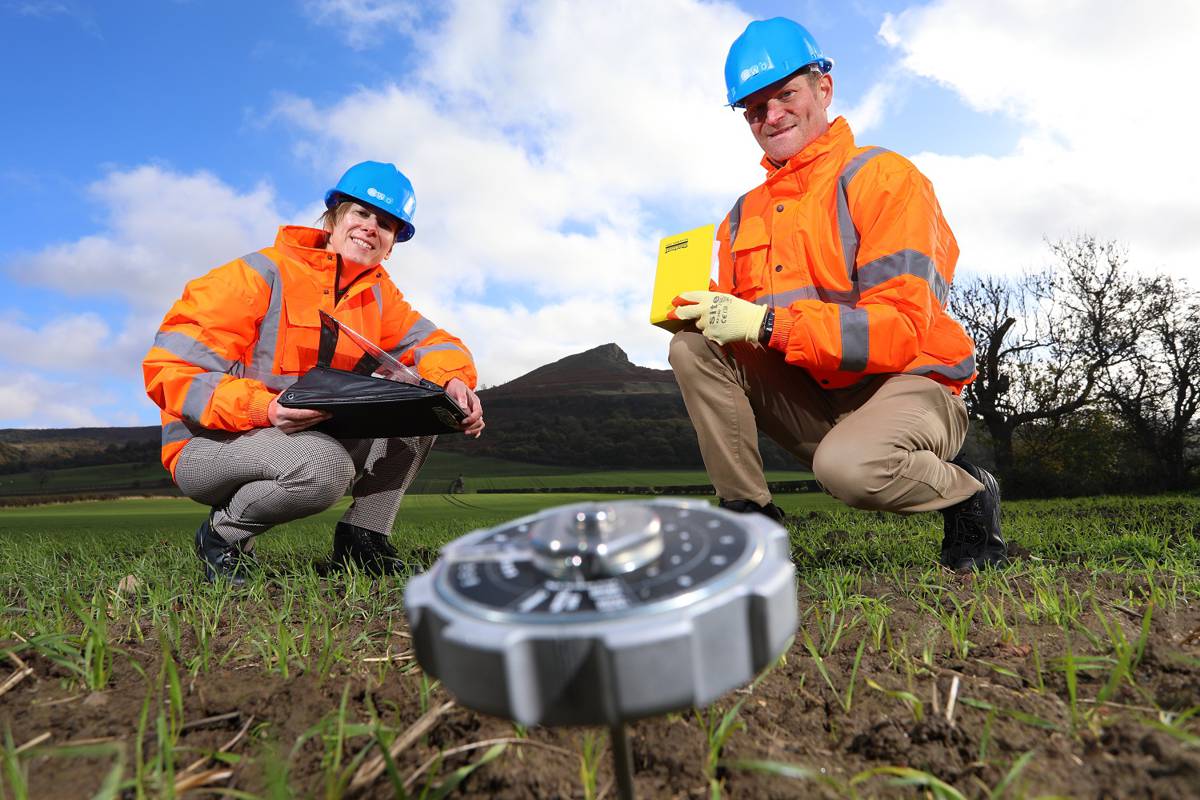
669 330 982 514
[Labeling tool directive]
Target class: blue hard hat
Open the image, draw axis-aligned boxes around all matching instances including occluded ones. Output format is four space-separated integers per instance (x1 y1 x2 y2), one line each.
724 17 833 108
325 161 417 242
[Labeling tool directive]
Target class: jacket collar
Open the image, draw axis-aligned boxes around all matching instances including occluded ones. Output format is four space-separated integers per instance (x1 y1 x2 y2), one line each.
274 226 340 272
760 116 855 186
271 226 394 298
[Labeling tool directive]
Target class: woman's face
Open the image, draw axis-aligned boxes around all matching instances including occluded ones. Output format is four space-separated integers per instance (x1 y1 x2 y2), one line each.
325 202 399 266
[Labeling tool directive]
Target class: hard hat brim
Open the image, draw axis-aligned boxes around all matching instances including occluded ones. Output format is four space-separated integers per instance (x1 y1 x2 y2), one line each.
324 191 415 242
727 58 833 108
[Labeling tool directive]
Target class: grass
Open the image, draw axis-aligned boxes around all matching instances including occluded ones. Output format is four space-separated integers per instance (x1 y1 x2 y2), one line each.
0 491 844 545
1 492 1198 797
0 462 173 496
0 451 815 498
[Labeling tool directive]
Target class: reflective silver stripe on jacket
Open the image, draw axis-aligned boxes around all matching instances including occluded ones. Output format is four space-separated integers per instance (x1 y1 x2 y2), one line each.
755 286 859 307
857 249 949 306
412 341 466 367
157 250 302 443
154 251 290 387
238 367 297 392
726 191 749 250
838 306 870 372
836 146 888 280
161 420 193 447
386 315 439 361
907 355 976 382
152 330 236 373
181 372 226 424
241 252 283 378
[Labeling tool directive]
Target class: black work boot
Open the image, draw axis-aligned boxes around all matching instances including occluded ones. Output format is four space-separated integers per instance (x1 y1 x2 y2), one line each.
332 522 404 576
718 498 786 524
195 514 251 586
939 458 1007 571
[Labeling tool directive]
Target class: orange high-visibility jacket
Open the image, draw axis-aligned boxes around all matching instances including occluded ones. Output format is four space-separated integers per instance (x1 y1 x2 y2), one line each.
716 116 975 392
143 226 477 476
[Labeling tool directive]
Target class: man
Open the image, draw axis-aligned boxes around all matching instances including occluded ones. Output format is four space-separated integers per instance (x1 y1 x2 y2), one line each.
668 17 1005 571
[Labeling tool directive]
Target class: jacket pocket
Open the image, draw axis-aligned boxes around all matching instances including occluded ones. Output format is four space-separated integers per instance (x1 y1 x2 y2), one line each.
279 302 322 375
730 215 770 297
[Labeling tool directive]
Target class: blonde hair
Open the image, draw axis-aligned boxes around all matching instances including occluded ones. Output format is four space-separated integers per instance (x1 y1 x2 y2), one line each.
317 200 354 232
318 199 401 235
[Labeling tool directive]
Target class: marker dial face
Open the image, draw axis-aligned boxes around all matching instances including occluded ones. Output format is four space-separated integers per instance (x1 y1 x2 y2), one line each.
435 504 757 623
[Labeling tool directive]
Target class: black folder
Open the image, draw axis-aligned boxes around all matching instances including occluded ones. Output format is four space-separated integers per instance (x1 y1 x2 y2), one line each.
277 311 465 438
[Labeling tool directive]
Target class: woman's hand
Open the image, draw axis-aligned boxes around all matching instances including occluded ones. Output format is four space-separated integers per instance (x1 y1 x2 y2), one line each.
267 395 332 434
444 378 485 438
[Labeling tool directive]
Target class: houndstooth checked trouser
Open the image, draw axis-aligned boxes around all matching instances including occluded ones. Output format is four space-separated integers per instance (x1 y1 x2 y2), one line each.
173 427 434 546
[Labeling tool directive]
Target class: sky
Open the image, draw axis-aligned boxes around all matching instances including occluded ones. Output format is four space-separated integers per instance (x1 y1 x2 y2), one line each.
1 0 1197 428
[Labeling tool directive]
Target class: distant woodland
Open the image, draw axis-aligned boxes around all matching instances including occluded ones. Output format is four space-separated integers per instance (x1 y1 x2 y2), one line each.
952 236 1198 496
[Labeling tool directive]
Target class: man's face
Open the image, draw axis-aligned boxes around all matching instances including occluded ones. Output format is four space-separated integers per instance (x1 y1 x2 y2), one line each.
742 71 833 164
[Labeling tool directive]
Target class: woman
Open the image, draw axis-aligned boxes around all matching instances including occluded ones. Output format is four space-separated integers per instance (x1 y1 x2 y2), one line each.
144 161 484 584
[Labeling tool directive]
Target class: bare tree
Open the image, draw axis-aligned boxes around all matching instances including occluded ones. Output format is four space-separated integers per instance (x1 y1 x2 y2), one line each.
1103 275 1200 489
951 236 1144 481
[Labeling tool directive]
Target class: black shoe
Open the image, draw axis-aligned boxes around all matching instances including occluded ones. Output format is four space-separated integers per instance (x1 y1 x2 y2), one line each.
195 514 251 586
940 458 1007 571
332 522 404 576
718 498 786 524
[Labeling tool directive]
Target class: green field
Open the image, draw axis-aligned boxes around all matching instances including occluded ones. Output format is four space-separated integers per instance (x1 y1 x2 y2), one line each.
0 491 842 544
0 450 813 498
0 462 173 496
412 451 812 492
2 493 1198 798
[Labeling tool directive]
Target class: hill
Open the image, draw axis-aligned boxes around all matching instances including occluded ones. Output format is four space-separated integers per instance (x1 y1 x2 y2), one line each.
0 426 161 474
436 343 801 470
486 342 679 397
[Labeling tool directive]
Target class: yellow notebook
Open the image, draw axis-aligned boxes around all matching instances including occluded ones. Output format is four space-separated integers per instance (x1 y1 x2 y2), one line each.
649 224 715 332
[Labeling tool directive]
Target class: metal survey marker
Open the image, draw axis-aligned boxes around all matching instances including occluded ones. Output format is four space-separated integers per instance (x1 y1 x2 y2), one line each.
405 498 797 798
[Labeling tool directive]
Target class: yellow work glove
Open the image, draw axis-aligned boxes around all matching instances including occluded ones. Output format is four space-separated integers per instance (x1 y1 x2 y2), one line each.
670 291 768 345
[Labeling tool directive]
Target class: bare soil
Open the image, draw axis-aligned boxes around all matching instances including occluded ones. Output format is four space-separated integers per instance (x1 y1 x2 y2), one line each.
5 571 1200 799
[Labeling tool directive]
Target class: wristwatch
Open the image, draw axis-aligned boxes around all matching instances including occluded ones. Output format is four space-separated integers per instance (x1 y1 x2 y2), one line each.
759 307 775 345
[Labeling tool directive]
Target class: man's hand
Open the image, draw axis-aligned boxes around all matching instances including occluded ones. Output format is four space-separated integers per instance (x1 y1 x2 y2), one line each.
445 377 485 438
268 396 331 434
670 291 768 345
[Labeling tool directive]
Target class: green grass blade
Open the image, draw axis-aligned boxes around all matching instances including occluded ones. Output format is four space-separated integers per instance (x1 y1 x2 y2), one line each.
854 765 966 800
725 759 847 793
989 750 1035 799
428 743 506 800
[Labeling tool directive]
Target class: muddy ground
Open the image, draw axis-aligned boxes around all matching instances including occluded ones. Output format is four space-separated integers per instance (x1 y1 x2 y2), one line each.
5 569 1199 799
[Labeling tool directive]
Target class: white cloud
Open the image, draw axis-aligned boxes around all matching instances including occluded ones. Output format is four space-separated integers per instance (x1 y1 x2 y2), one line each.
880 1 1199 147
6 0 100 36
0 311 156 378
0 167 289 426
0 308 192 426
879 0 1200 279
11 1 71 16
11 166 286 310
301 0 420 50
275 0 762 383
833 76 899 136
0 372 110 428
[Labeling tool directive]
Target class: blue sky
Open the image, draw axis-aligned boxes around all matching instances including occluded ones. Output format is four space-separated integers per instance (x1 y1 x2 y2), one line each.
1 0 1196 428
